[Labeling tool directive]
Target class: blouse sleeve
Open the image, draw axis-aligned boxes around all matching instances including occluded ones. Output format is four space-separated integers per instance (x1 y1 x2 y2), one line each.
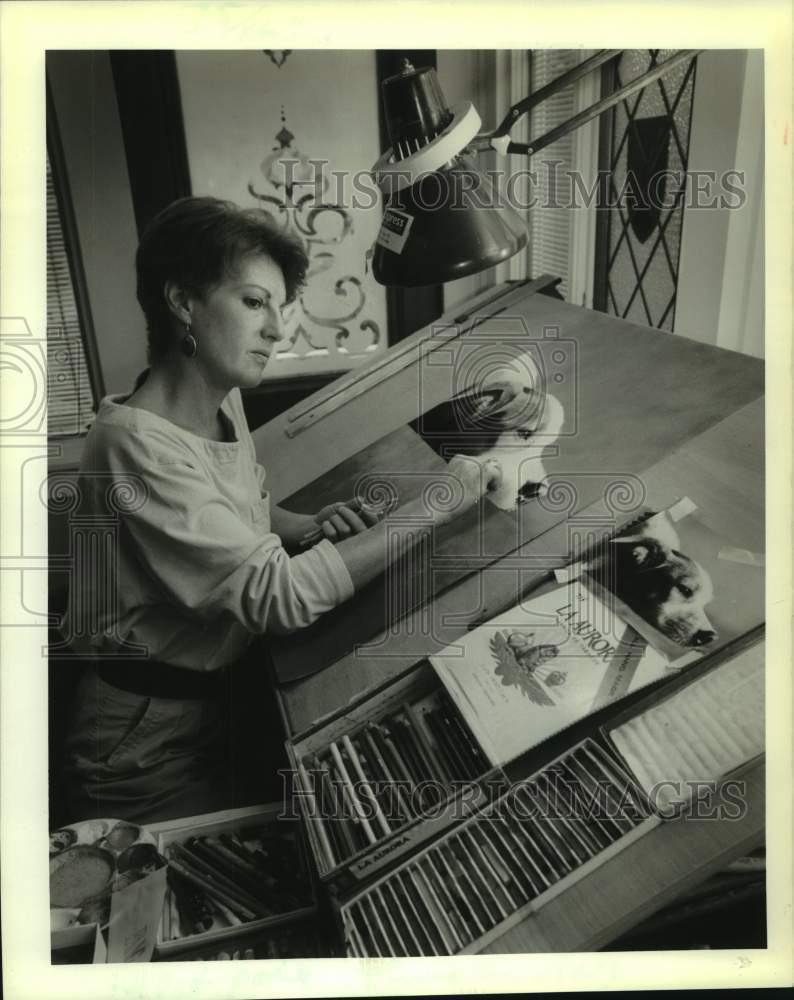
109 436 354 636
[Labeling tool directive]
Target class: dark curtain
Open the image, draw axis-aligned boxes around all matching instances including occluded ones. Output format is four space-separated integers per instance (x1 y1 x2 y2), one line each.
110 51 193 236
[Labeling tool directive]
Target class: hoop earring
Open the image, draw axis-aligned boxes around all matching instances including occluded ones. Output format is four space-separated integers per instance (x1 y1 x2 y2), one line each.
181 324 197 358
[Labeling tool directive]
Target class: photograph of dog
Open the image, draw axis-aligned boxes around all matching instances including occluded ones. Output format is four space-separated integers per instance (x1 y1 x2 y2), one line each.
587 510 718 649
410 354 565 509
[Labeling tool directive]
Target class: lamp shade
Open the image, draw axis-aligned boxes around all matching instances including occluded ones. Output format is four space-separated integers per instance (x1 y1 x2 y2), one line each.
372 156 528 286
371 61 528 287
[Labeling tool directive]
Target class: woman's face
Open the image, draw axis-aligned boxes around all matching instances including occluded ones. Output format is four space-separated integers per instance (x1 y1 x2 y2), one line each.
188 253 288 391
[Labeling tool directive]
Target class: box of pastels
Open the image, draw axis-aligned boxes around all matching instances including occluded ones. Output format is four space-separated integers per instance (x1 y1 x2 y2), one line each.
150 804 318 956
336 735 658 956
284 660 509 894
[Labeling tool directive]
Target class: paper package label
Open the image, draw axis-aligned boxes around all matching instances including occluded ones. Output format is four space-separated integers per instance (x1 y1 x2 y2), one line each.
348 785 486 880
376 208 414 254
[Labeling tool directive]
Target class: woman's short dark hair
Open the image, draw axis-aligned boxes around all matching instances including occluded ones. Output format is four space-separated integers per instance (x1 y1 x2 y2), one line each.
136 196 309 361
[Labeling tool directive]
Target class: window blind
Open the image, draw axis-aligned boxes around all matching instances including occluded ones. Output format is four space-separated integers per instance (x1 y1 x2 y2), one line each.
528 50 581 300
47 151 97 437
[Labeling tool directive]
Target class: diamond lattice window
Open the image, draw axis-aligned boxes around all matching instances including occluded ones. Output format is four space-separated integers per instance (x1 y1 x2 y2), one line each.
603 50 698 331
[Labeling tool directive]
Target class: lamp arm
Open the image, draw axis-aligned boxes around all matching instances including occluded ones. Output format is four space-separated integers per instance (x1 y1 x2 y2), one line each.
491 49 622 139
476 49 702 158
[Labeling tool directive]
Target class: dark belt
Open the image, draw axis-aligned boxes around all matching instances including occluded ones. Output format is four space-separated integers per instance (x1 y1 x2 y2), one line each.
96 658 227 700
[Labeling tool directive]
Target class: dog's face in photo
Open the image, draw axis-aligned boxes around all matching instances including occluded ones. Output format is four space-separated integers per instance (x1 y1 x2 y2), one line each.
411 359 565 510
455 367 546 432
607 526 717 648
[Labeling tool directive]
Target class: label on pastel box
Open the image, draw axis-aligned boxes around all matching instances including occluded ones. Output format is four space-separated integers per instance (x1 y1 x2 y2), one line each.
348 785 486 880
375 209 414 254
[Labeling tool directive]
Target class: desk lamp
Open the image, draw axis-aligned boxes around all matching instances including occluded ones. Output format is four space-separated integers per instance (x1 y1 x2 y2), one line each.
370 50 700 287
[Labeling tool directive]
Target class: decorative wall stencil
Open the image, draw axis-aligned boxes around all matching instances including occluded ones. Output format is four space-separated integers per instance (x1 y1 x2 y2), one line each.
263 49 292 69
599 50 698 331
248 104 381 359
176 50 388 379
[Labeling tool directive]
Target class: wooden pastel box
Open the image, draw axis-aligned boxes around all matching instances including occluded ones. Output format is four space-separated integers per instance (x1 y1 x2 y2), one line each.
336 634 767 957
285 659 509 892
337 736 658 956
151 804 317 957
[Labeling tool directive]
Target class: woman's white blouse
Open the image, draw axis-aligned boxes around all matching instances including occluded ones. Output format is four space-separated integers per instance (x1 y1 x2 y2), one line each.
61 387 354 672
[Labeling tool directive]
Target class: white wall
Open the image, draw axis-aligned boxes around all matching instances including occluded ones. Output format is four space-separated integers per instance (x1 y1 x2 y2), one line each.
675 51 765 357
715 50 764 358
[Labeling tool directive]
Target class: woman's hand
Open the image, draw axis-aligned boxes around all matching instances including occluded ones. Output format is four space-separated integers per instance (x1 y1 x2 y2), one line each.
333 458 503 592
446 455 502 514
314 501 382 542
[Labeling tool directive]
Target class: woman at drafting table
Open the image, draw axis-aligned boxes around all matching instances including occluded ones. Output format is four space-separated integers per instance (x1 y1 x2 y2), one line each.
59 196 501 825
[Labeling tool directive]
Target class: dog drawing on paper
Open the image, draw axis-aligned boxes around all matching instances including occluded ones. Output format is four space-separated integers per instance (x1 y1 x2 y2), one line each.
412 360 565 509
589 512 717 648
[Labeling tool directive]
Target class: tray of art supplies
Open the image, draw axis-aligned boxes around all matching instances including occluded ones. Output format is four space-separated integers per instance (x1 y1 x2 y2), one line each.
286 659 509 893
152 804 318 956
50 818 168 963
337 735 659 956
155 917 330 961
50 818 166 931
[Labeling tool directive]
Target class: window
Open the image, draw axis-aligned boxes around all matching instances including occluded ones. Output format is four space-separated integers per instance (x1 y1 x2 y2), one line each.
46 149 99 436
595 50 698 330
528 50 580 298
528 50 599 307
